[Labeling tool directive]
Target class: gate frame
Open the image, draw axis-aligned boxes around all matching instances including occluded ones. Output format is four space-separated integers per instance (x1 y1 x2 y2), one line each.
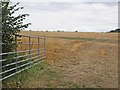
0 34 46 81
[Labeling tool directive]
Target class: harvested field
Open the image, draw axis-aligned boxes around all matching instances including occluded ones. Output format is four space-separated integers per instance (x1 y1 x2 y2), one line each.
21 31 118 88
4 31 118 88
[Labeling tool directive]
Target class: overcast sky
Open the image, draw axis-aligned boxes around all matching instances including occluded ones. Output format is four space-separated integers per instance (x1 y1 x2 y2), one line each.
11 0 119 32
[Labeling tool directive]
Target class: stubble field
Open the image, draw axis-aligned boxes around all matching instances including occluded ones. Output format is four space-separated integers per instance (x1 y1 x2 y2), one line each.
19 31 119 88
4 31 118 88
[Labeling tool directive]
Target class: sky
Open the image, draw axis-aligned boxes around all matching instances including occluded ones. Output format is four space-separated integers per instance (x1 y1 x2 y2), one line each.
10 0 119 32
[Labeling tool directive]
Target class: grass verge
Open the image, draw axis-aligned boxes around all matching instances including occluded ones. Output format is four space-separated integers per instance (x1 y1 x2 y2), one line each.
2 60 49 88
2 60 81 88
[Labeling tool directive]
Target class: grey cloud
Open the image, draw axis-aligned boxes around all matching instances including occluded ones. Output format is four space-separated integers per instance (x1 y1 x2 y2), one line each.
84 2 117 6
11 1 117 32
19 2 73 12
18 2 118 13
11 0 120 2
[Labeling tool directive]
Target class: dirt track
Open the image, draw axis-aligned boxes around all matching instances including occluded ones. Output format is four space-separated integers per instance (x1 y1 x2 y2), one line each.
5 31 117 88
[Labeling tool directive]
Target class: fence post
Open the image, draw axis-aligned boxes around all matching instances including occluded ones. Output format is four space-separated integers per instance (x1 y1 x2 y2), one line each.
28 37 31 65
20 36 22 51
15 35 18 72
38 38 40 60
0 30 2 87
44 37 46 59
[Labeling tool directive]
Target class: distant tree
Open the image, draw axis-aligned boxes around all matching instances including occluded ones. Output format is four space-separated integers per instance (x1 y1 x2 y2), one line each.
57 30 60 32
46 30 48 32
75 30 78 32
115 28 120 32
2 1 31 53
109 30 115 32
109 28 120 33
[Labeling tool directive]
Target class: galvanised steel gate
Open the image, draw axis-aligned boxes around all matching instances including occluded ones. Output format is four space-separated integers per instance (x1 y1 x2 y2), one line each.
0 34 46 81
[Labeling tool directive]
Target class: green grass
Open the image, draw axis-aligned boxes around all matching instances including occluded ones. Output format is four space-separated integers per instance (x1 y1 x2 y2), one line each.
2 60 63 88
2 60 47 88
50 36 115 43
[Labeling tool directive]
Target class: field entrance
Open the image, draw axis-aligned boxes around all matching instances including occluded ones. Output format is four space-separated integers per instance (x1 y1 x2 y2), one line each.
3 31 118 88
1 34 46 82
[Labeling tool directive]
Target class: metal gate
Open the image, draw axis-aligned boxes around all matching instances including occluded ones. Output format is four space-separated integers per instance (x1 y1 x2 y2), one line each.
0 34 46 81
